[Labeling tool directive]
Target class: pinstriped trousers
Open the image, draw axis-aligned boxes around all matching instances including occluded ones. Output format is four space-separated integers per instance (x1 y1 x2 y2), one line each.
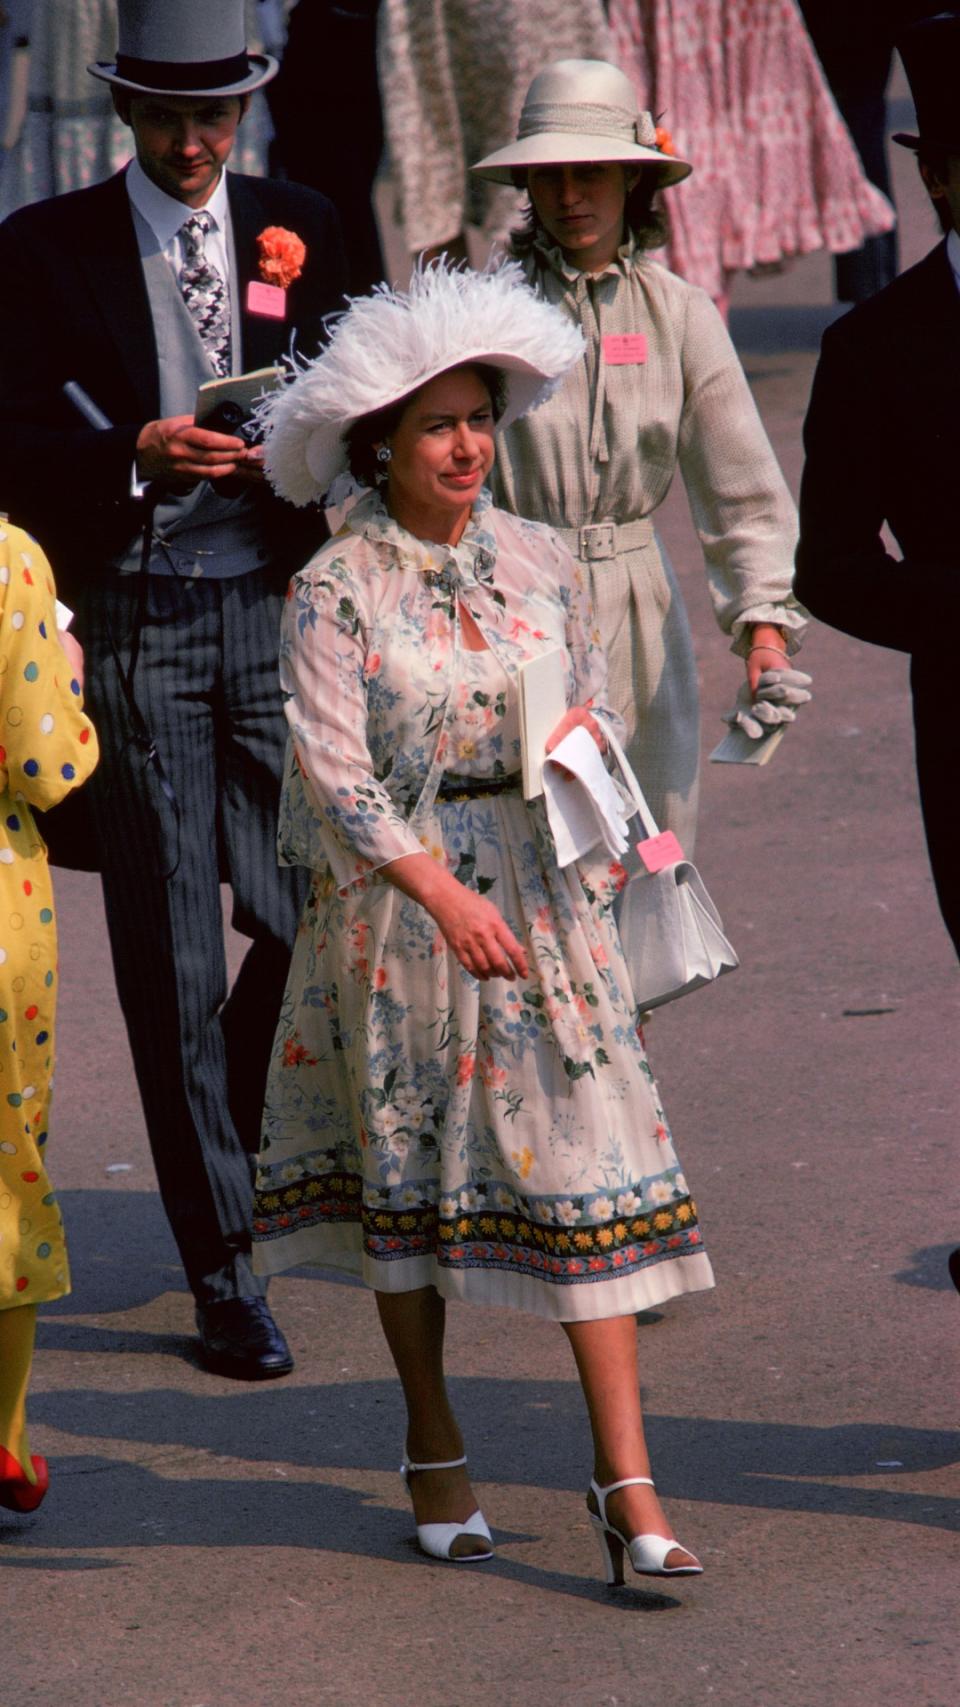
75 568 307 1305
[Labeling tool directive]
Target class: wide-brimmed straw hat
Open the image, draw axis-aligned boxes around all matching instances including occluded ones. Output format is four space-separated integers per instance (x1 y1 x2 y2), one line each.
88 0 277 98
471 58 691 188
260 261 586 506
892 12 960 152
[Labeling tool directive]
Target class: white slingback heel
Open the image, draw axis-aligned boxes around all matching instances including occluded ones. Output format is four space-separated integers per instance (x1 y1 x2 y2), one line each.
400 1453 494 1562
589 1475 703 1582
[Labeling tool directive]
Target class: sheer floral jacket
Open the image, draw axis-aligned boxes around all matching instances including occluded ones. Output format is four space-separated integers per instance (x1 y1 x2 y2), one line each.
277 487 624 895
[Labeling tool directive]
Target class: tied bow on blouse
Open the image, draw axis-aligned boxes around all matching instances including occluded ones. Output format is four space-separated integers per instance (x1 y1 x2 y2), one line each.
349 490 504 622
422 545 498 613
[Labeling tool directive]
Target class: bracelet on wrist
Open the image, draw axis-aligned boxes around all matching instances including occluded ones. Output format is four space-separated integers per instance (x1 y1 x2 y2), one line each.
748 644 788 658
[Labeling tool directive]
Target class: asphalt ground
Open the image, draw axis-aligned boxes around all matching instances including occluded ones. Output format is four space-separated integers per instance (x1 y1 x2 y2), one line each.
2 76 957 1707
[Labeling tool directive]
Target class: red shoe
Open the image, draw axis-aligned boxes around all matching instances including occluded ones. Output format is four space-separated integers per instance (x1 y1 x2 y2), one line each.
0 1448 49 1512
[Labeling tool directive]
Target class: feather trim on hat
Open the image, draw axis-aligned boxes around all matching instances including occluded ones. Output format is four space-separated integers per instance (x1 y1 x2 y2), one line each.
260 259 585 506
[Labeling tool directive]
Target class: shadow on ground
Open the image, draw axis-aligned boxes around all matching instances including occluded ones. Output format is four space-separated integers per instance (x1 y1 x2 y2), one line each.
13 1188 954 1591
6 1378 957 1557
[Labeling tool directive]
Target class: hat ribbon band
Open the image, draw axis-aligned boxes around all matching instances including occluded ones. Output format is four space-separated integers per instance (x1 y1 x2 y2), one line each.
114 50 251 90
518 99 656 148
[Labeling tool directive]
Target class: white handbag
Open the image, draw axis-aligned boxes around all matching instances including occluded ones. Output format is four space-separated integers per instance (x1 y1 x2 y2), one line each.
606 731 739 1011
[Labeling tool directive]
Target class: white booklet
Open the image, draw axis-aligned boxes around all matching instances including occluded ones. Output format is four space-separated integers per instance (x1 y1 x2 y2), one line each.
709 724 786 766
194 365 283 425
518 647 567 799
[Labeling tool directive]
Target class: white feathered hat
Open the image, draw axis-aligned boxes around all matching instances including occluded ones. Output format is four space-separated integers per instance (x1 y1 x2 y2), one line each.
261 260 585 506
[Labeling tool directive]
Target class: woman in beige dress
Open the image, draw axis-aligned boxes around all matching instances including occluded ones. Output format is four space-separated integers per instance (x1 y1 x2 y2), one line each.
474 58 809 851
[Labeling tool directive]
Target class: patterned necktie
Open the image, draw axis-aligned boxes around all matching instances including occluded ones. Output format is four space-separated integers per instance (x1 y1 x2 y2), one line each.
178 210 231 377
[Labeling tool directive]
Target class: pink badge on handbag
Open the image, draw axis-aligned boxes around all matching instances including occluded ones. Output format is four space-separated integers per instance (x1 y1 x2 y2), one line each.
637 830 684 873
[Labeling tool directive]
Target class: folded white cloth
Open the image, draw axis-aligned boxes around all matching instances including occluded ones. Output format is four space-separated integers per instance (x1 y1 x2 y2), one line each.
542 726 635 868
724 667 813 741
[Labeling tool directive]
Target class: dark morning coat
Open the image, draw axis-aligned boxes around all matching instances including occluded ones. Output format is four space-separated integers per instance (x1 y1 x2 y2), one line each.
0 168 348 1302
795 240 960 953
0 168 347 595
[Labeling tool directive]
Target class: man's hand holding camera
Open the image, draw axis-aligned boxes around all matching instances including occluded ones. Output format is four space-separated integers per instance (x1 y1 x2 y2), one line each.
135 413 265 490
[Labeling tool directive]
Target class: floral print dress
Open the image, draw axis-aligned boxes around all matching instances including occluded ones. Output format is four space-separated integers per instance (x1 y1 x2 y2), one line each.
251 489 713 1321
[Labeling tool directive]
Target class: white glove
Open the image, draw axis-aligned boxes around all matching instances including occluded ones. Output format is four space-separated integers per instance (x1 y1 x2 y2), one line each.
724 667 813 741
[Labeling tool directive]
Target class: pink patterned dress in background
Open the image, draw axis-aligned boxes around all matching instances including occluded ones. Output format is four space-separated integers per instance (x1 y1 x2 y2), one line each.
608 0 896 301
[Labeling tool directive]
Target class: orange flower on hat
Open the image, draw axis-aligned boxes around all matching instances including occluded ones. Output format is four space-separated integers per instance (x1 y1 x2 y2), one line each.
256 226 306 290
654 126 676 157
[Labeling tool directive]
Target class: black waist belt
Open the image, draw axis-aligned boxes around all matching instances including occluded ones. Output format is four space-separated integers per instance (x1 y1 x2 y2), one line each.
435 773 522 802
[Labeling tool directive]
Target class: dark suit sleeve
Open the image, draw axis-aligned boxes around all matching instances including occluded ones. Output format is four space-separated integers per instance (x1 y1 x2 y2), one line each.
0 206 145 550
795 318 958 652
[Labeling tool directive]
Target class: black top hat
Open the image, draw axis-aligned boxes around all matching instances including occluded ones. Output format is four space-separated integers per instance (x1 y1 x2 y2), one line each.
894 11 960 151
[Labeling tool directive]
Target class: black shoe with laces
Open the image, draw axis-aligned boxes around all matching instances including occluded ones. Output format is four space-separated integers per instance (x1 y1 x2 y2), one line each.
195 1297 294 1379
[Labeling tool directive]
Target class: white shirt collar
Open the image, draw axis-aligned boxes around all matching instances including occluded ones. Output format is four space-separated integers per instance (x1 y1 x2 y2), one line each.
946 227 960 291
125 156 230 251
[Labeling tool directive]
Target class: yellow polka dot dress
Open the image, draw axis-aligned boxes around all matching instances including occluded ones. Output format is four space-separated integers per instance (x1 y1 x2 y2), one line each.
0 521 98 1312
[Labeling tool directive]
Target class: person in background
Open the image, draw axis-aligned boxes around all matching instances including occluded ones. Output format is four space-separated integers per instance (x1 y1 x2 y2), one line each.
608 0 896 317
796 10 960 964
473 59 809 855
798 0 902 301
377 0 612 263
0 0 347 1379
0 520 98 1513
0 1 32 212
266 0 385 294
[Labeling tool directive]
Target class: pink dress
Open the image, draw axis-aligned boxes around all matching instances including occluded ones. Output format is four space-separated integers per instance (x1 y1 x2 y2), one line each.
608 0 895 300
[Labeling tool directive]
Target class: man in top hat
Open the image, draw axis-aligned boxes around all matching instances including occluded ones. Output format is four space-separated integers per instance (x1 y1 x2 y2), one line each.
0 0 348 1372
795 10 960 968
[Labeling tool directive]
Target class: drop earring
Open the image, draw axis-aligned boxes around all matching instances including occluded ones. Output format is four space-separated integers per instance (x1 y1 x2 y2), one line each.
375 444 392 485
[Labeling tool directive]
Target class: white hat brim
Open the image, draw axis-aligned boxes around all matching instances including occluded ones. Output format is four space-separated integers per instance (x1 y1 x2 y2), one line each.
88 53 277 97
260 261 587 507
301 352 560 497
471 132 691 187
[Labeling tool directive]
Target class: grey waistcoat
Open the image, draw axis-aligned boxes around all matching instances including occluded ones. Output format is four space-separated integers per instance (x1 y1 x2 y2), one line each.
113 206 269 578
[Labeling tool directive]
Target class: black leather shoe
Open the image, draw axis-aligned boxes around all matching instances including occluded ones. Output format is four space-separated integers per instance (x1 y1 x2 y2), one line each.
195 1297 294 1380
948 1249 960 1295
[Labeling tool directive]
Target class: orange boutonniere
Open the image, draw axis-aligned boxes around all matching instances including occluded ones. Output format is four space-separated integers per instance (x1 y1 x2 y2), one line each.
256 226 306 290
654 125 676 157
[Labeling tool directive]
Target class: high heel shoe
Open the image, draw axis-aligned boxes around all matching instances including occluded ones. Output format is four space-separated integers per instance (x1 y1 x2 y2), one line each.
400 1453 494 1562
589 1475 702 1583
0 1449 49 1514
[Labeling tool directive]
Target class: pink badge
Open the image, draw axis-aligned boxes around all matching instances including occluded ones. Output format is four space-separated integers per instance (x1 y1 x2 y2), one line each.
246 280 286 319
637 830 684 873
602 333 647 365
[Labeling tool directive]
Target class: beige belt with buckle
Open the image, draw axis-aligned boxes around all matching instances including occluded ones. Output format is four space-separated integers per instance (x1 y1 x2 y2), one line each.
555 519 655 562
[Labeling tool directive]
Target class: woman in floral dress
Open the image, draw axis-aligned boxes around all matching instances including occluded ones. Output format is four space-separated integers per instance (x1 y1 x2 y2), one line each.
251 263 713 1579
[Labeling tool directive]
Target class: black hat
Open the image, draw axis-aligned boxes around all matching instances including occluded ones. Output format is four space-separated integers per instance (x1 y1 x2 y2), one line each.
894 12 960 151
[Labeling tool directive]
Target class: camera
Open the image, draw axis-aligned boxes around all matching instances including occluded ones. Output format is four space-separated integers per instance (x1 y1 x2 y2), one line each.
198 398 265 498
201 397 264 448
